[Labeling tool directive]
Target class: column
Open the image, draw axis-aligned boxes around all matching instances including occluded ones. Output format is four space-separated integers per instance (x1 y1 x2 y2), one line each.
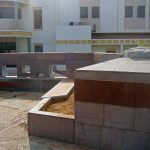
56 0 60 25
28 38 31 52
120 44 124 54
146 0 150 31
14 1 19 29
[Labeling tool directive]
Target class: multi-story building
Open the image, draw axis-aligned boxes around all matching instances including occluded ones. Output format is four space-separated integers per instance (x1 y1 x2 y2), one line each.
0 0 31 53
0 0 149 53
0 0 60 53
56 0 150 53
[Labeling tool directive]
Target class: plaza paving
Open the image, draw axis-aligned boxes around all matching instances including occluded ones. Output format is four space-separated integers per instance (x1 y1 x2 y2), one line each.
0 91 95 150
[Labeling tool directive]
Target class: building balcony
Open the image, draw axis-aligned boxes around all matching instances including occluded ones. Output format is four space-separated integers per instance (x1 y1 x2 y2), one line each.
56 39 150 47
0 0 29 4
0 19 25 31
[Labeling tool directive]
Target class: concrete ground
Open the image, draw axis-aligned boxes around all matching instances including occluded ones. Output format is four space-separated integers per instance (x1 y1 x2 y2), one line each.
0 91 95 150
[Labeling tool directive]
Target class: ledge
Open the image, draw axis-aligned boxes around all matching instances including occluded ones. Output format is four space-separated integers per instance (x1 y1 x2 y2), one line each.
0 30 32 37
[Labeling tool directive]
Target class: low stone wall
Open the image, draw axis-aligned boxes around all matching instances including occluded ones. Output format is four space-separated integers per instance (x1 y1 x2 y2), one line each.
28 79 74 143
0 53 94 78
0 52 122 78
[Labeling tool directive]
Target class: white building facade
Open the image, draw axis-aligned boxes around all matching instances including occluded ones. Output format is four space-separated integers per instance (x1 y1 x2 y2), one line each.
0 0 149 53
57 0 150 53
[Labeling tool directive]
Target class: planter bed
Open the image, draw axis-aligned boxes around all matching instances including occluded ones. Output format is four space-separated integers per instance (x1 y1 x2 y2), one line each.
28 79 75 143
41 93 74 115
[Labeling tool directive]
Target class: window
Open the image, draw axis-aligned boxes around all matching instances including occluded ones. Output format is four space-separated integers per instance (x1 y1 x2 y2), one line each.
33 9 42 29
0 7 15 19
125 6 133 18
2 65 17 77
0 42 16 53
35 44 43 52
92 7 99 18
137 6 145 18
18 8 22 19
80 7 88 18
22 65 31 74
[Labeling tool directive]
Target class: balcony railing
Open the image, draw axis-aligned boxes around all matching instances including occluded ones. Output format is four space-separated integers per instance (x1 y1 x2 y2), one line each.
0 0 29 4
18 0 29 4
0 20 24 30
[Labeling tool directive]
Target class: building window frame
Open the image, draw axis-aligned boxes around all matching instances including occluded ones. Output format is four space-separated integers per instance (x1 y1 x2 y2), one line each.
92 7 100 19
0 7 15 19
18 8 22 19
80 7 88 19
125 6 133 18
137 6 145 18
33 8 43 30
34 43 43 52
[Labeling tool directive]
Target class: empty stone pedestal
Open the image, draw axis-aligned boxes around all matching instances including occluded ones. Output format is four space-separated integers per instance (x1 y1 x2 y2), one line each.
74 57 150 149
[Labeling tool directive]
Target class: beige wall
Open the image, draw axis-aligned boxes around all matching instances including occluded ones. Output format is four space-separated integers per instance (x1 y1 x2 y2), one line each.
124 18 146 30
16 38 28 52
80 0 100 31
0 20 16 30
125 0 146 6
125 0 147 30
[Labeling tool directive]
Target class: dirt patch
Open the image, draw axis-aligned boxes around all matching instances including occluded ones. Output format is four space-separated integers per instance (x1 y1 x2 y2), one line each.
19 122 28 132
44 93 74 115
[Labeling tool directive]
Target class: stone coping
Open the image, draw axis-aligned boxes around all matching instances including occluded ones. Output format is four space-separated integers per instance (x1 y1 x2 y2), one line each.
42 79 74 99
75 58 150 83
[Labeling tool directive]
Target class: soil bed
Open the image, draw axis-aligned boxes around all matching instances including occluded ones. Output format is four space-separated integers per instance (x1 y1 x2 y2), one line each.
44 93 74 115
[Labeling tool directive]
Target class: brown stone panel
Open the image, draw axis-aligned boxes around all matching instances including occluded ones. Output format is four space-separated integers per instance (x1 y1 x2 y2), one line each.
111 81 135 106
36 53 66 63
0 82 17 88
74 79 135 107
74 79 112 104
135 83 150 108
28 113 75 143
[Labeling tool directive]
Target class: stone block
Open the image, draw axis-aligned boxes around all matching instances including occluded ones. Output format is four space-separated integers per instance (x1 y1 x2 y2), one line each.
104 105 134 129
75 101 103 126
123 131 150 150
74 79 135 107
28 112 74 143
135 73 150 84
75 122 102 148
101 127 124 150
134 108 150 132
135 83 150 108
